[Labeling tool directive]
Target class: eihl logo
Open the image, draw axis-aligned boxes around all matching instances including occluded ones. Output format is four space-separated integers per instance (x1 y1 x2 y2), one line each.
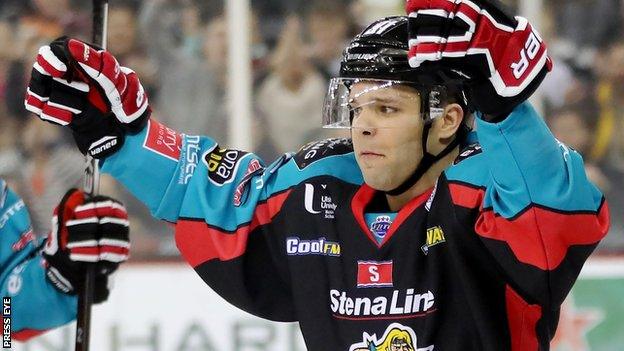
421 226 446 255
370 215 392 240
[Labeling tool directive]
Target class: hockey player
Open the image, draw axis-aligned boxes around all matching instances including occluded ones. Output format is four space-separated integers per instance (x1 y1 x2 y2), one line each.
24 1 609 349
0 179 129 341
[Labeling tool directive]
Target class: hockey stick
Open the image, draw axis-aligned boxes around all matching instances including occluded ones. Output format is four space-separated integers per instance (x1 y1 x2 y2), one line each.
75 2 108 350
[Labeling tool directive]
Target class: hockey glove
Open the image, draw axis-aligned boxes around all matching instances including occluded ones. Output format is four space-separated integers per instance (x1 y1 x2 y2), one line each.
25 37 150 158
405 0 552 119
42 189 130 304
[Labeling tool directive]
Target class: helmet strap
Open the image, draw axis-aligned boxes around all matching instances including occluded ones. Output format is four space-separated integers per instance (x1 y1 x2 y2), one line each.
385 119 459 196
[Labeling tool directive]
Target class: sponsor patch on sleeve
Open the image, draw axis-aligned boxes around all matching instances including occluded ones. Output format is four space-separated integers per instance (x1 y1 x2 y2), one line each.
233 159 265 206
12 229 35 252
203 147 250 186
143 119 182 161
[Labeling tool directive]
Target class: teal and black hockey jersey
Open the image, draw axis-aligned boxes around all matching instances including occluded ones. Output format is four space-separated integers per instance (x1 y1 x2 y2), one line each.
0 179 76 341
101 102 609 350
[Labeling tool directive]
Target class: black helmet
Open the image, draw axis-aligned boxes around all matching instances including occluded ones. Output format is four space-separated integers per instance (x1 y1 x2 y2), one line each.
341 16 471 95
323 16 470 130
324 16 471 196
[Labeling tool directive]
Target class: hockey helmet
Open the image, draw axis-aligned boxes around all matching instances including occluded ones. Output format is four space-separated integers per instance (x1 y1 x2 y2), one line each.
322 16 470 129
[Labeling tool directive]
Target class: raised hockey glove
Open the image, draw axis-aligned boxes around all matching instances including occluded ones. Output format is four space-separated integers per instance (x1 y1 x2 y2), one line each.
25 37 150 158
42 188 130 304
405 0 552 118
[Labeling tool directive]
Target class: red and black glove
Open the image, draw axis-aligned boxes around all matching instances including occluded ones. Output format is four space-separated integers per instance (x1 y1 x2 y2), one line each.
405 0 552 118
42 189 130 304
25 37 150 158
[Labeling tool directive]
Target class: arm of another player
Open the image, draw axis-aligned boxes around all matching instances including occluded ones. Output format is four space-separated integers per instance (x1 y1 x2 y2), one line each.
1 183 129 341
0 180 76 341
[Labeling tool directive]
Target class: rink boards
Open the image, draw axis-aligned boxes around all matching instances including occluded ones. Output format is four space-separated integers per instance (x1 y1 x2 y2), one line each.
13 257 624 351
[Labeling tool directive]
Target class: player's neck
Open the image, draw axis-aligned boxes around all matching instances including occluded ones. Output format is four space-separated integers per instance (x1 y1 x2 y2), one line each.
386 148 459 211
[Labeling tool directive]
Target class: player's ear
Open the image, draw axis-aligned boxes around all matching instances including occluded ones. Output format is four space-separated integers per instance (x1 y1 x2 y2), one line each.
435 103 464 140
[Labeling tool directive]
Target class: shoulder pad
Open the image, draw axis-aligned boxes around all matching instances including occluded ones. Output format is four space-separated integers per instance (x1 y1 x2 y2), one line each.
294 138 354 170
454 143 482 165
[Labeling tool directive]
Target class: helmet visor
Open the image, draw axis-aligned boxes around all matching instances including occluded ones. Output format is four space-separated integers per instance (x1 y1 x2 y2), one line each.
322 78 444 129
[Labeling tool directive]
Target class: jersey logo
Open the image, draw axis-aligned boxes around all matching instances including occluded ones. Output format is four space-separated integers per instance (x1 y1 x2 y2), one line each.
294 138 352 170
330 288 436 320
357 260 393 288
12 229 35 252
421 226 446 255
203 147 251 186
286 237 341 257
349 323 434 351
369 216 392 241
303 183 337 219
454 143 482 164
233 159 265 207
0 199 25 229
143 119 182 161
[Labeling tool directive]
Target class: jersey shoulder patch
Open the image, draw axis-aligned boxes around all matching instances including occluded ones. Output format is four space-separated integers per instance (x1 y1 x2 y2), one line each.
453 143 482 165
445 142 488 188
293 138 354 170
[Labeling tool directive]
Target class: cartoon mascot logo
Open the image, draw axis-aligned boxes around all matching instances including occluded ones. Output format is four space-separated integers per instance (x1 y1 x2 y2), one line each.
350 323 434 351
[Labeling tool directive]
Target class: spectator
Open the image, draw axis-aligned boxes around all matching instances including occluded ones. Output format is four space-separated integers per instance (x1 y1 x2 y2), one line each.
548 0 621 70
256 16 327 154
306 1 353 80
592 41 624 168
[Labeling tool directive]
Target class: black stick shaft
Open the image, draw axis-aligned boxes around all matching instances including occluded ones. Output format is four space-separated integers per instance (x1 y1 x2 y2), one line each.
75 2 108 350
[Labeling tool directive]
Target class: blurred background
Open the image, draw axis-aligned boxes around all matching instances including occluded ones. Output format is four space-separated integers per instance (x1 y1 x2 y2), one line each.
1 0 622 350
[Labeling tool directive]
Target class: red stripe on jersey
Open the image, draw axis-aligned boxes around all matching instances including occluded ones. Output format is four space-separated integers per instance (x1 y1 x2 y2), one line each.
476 202 610 270
13 328 48 342
448 182 485 209
505 285 541 351
352 184 433 248
175 190 292 267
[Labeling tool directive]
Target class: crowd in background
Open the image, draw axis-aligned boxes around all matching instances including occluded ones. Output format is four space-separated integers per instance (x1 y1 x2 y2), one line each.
0 0 622 259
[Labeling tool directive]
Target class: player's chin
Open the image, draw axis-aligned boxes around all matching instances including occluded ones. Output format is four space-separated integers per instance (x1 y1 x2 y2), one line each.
361 172 395 192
